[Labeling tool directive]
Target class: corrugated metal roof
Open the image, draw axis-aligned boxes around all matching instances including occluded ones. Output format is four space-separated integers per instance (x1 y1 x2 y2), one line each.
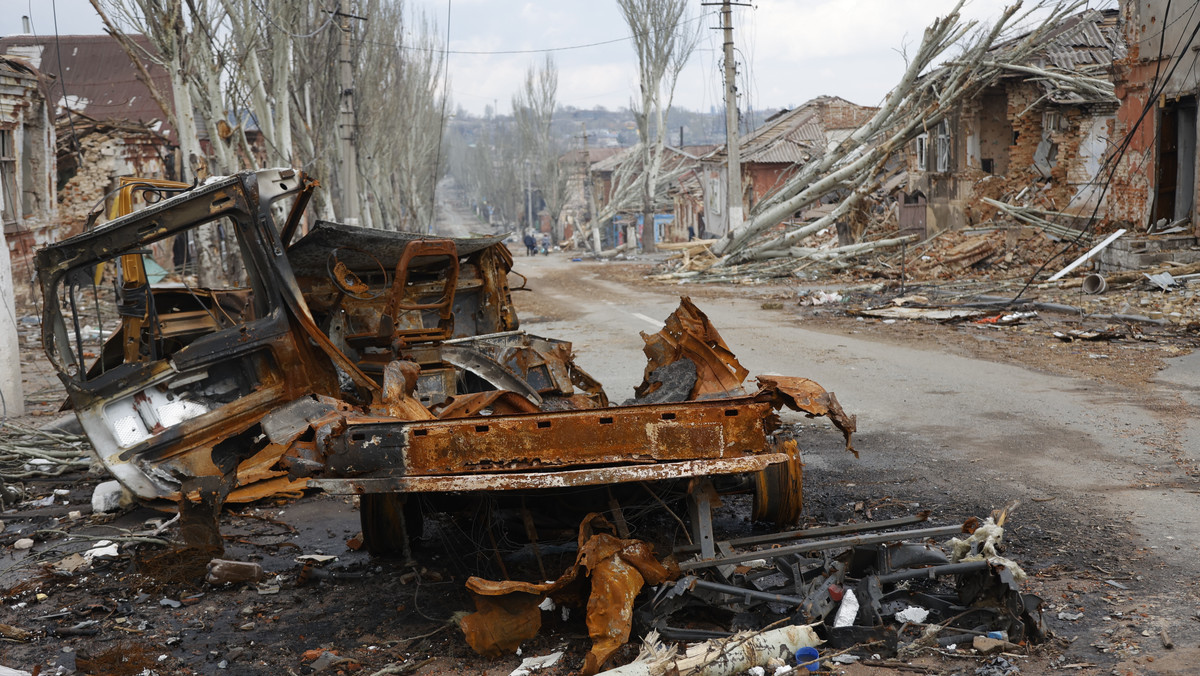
990 9 1125 103
0 34 176 141
590 145 637 173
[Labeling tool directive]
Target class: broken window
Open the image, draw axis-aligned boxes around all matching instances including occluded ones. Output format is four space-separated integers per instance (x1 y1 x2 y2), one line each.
0 129 16 226
935 120 951 172
1155 96 1197 223
1042 110 1062 134
46 212 260 383
915 133 928 171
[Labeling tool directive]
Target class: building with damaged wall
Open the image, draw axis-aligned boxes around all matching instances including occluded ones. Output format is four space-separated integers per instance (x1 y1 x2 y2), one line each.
701 96 878 237
55 115 171 228
0 54 54 417
589 144 712 247
1108 0 1200 229
904 10 1125 236
560 146 623 240
0 34 177 237
0 54 56 311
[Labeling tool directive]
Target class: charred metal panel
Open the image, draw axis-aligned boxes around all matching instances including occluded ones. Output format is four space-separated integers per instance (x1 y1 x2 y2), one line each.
310 454 784 494
324 399 776 477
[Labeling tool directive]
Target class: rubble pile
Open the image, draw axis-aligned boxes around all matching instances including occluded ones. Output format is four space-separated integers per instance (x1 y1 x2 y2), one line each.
646 508 1046 665
652 223 1083 287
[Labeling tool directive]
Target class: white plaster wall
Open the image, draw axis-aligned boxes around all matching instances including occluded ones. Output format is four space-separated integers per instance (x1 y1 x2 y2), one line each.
0 186 23 418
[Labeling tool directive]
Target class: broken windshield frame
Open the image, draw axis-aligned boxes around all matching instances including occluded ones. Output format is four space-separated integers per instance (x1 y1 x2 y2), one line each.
39 170 304 386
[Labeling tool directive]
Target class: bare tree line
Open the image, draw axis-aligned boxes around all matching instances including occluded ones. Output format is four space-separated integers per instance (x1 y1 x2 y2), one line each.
92 0 447 231
446 0 699 254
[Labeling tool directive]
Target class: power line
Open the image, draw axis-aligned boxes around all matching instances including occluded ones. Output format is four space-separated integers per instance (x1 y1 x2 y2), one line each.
359 10 714 56
250 0 336 39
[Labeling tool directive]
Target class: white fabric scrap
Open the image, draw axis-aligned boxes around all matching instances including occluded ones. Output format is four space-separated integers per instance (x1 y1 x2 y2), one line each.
946 517 1027 581
832 589 859 627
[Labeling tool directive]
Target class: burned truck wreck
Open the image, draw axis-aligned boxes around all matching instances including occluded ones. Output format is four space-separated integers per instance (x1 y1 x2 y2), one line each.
36 169 855 553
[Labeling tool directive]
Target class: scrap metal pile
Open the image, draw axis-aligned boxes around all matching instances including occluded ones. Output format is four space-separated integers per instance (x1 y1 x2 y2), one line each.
458 506 1046 674
652 507 1046 654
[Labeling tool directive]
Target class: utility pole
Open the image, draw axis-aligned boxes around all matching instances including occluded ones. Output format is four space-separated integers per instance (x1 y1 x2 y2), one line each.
581 122 601 253
337 0 362 225
525 160 534 236
721 0 743 237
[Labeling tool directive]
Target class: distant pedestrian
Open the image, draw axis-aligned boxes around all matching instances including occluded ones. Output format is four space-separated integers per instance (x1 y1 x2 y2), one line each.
687 225 696 241
523 233 536 256
540 233 550 255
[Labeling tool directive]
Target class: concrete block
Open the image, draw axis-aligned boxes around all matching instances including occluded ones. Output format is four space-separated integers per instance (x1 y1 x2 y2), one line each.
91 480 133 513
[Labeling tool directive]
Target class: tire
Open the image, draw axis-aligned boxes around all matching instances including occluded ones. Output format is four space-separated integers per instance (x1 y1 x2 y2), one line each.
752 439 803 527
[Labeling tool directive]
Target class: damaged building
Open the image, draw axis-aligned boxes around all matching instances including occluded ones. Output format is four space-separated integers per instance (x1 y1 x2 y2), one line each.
0 33 179 236
700 96 878 237
903 9 1126 237
1108 0 1200 230
0 53 56 311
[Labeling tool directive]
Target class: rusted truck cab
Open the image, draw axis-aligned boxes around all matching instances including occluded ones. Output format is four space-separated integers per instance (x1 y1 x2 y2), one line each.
39 169 851 553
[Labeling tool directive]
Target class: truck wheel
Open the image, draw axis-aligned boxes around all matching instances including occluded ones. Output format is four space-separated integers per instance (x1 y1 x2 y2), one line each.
752 439 803 527
360 493 423 557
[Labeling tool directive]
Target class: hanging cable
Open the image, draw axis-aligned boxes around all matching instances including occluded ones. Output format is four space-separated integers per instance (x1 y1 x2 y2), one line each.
51 0 83 170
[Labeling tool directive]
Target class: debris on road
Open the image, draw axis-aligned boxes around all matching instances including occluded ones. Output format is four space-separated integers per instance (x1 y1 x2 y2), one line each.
455 504 1045 674
596 624 821 676
640 507 1045 664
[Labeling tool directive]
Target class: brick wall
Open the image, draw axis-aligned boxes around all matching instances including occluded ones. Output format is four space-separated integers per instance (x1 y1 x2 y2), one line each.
818 97 878 130
910 79 1114 229
58 131 168 233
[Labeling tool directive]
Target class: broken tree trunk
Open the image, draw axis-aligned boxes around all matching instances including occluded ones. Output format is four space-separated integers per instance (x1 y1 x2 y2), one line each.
787 234 917 261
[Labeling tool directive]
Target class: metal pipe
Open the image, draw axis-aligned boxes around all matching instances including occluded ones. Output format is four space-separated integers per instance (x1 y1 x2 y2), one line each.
687 577 806 607
679 525 964 571
675 511 932 555
875 560 989 584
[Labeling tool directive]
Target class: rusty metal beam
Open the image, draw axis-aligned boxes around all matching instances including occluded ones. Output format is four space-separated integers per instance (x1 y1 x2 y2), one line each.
325 399 778 477
674 511 933 555
309 454 785 493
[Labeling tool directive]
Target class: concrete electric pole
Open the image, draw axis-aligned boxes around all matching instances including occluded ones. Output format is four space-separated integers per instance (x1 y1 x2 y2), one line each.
721 0 743 236
337 0 362 225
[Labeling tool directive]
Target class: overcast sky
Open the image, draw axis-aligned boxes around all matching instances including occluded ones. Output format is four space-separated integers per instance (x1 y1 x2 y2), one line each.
2 0 1115 117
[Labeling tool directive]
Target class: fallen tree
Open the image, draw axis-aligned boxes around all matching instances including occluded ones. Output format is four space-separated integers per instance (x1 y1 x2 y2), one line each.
710 0 1095 264
574 145 695 255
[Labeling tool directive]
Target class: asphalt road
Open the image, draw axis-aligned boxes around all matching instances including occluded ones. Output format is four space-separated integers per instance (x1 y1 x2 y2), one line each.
511 252 1200 653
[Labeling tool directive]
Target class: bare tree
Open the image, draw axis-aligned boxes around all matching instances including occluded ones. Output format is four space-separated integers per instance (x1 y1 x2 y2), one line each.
617 0 699 253
356 4 447 231
100 0 448 232
512 55 567 243
100 0 204 180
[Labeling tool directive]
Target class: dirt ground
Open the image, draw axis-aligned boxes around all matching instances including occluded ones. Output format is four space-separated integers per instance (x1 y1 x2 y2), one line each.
2 252 1199 675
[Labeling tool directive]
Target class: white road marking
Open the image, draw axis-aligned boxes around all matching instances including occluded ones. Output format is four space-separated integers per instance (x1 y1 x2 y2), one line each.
630 312 664 328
